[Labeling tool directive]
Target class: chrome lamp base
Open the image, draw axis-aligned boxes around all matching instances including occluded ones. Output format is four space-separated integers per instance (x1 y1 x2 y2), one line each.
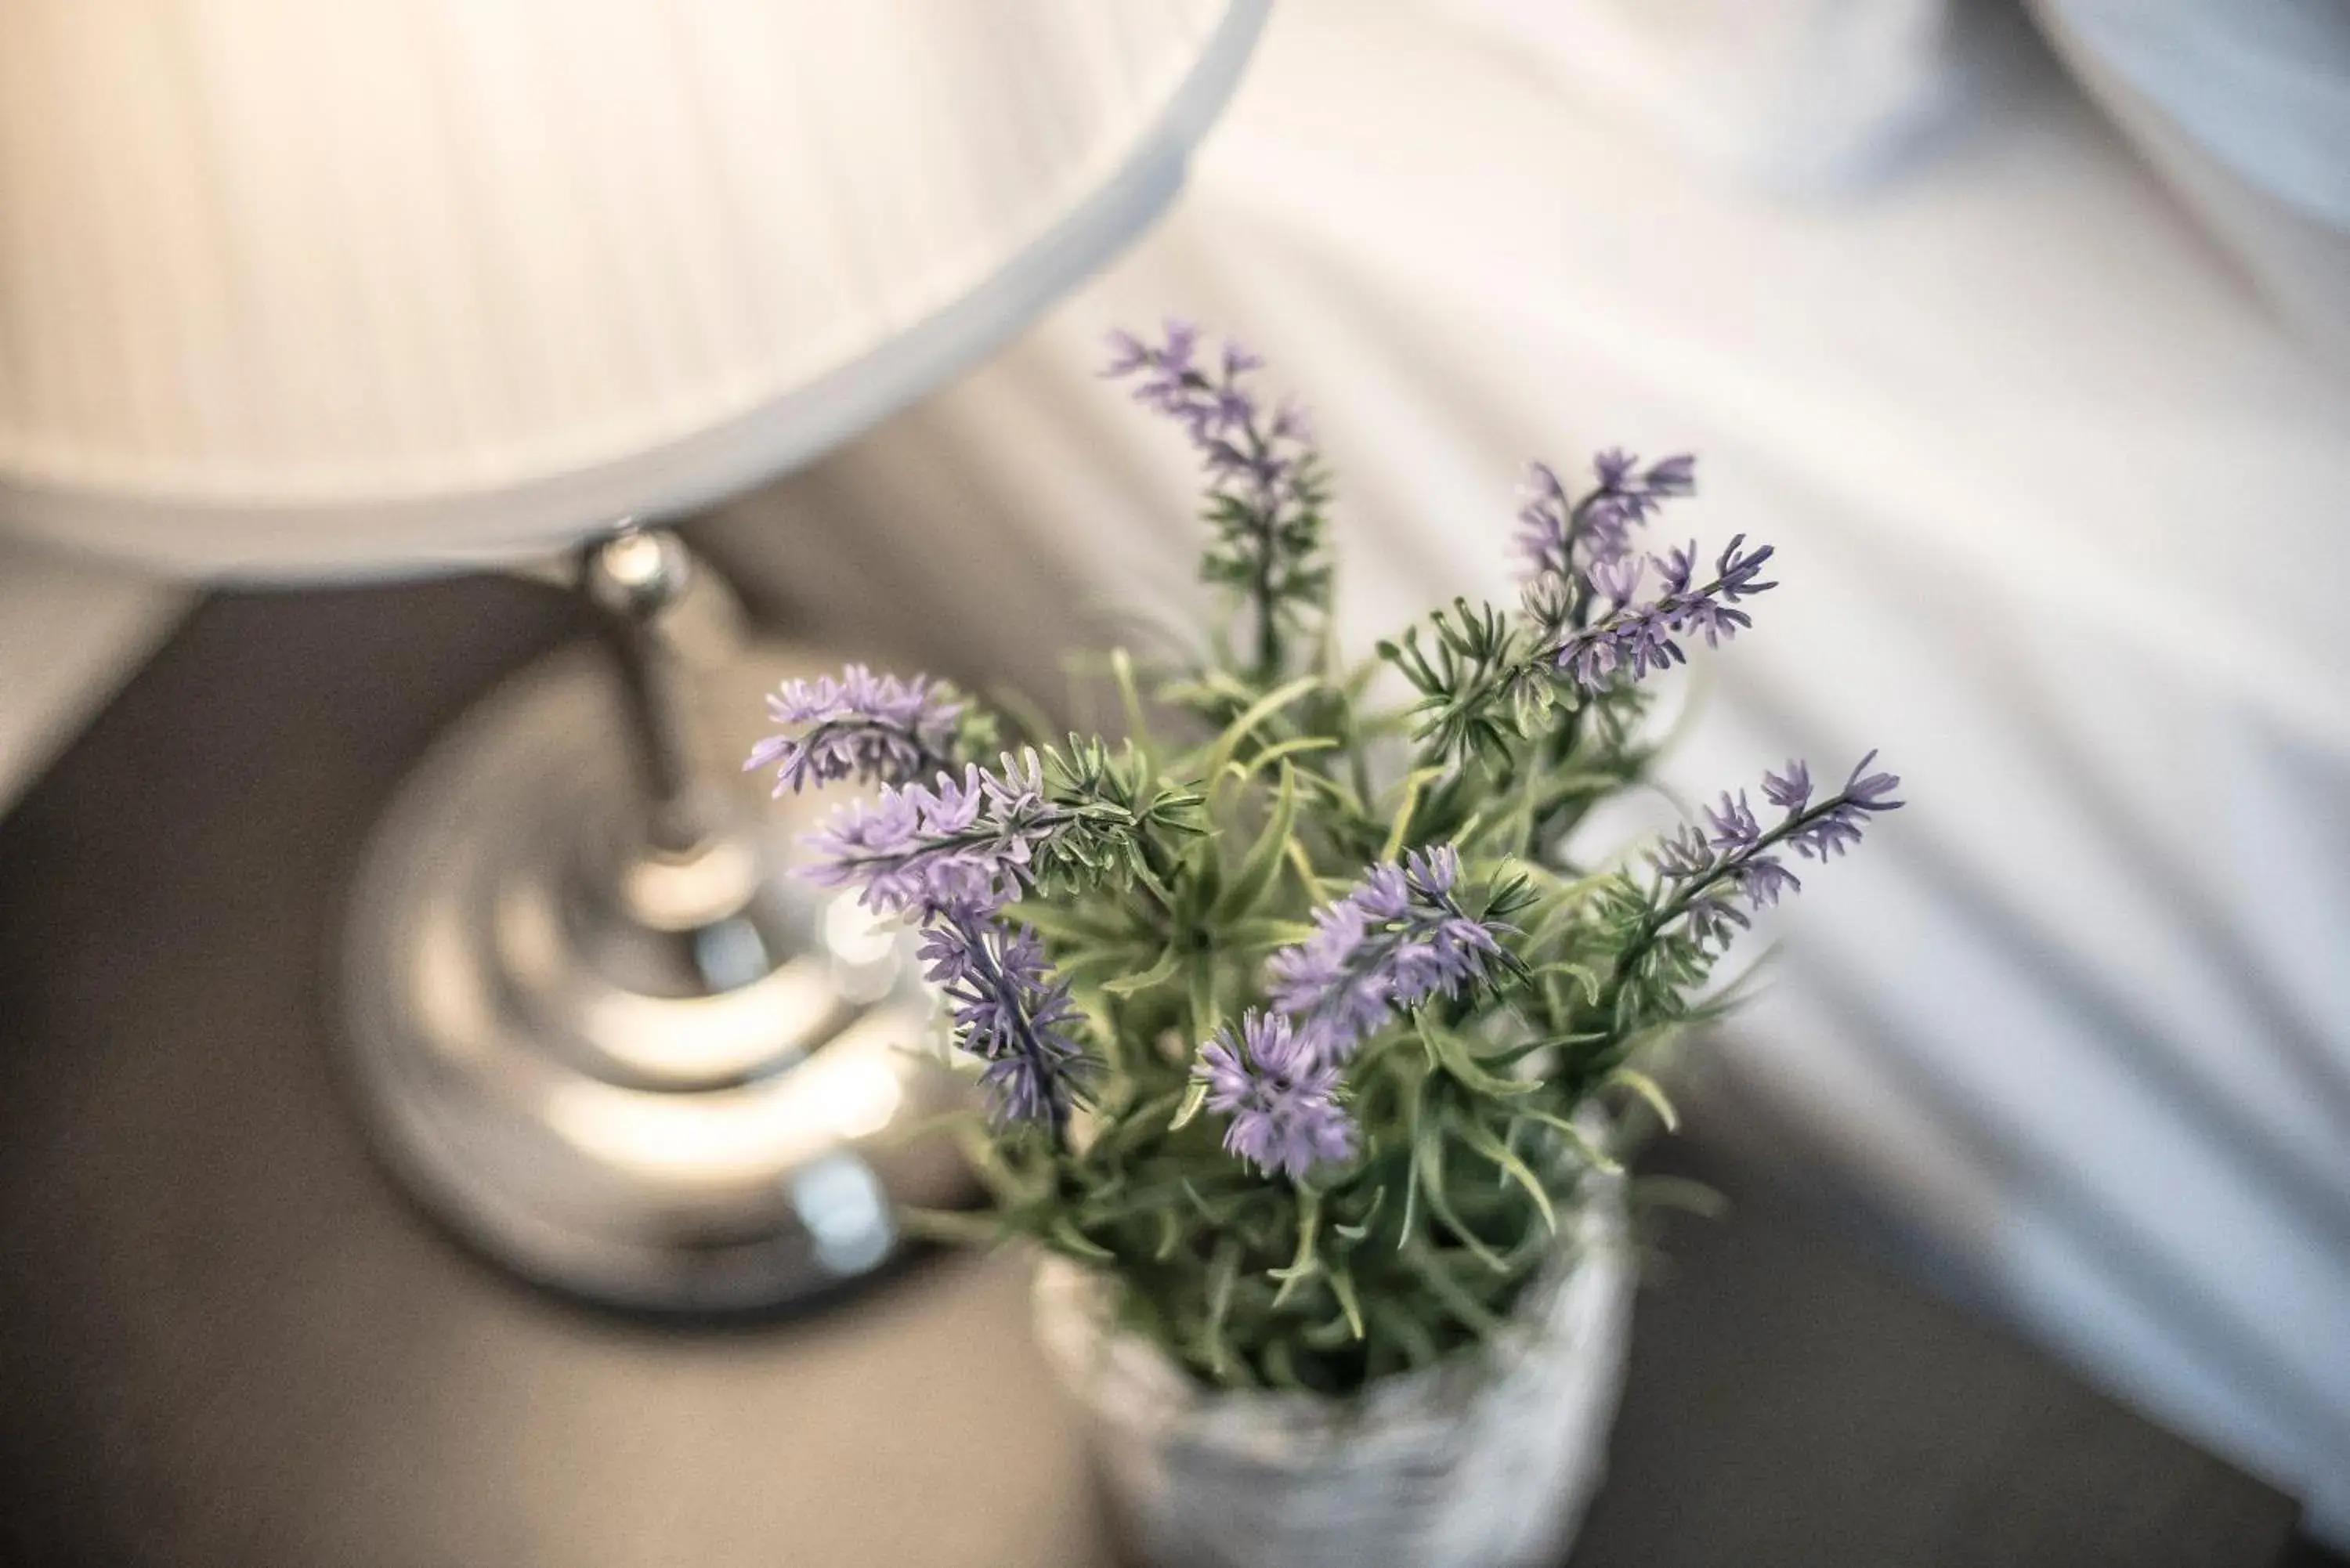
339 529 970 1312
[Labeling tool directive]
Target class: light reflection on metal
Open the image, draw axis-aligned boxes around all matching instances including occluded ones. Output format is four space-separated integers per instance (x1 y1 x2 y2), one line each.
824 891 905 1005
620 836 762 933
540 1017 908 1186
691 917 772 993
492 873 843 1091
411 903 497 1063
794 1154 895 1277
340 626 971 1313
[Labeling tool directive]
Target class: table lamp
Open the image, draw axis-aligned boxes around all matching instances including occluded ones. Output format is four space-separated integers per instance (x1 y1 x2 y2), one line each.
0 0 1267 1311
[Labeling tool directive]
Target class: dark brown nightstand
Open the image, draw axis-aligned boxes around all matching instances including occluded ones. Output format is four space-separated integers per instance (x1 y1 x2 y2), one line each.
0 578 2313 1568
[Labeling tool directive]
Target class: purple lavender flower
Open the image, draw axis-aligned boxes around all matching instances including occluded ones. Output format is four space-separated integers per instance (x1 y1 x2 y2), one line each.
1269 396 1313 444
1590 449 1640 492
1642 453 1697 495
1514 462 1577 583
1554 602 1680 689
1588 554 1644 608
1198 1011 1356 1180
1703 790 1762 854
745 664 961 797
1101 328 1152 377
919 909 1092 1131
1103 318 1284 467
1649 807 1792 937
1760 759 1813 814
1650 823 1714 882
1649 753 1902 941
1845 752 1904 809
1680 888 1752 947
1788 750 1906 860
802 756 1065 918
1102 322 1328 666
1265 845 1506 1065
1516 450 1698 587
1736 858 1802 907
1582 448 1695 556
1551 535 1777 693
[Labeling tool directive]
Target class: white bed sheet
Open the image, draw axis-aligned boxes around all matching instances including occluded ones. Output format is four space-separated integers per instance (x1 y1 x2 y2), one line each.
707 0 2350 1530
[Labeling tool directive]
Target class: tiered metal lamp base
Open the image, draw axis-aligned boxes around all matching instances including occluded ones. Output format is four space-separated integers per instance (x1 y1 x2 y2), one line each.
339 529 968 1312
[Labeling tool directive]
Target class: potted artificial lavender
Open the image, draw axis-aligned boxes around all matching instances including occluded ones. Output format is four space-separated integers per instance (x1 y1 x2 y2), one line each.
748 323 1900 1568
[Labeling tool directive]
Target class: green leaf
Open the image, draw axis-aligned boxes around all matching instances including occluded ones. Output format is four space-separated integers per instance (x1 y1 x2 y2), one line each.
1090 1089 1185 1158
868 1105 989 1152
1182 833 1227 917
1214 762 1300 921
1331 1184 1386 1241
1284 840 1321 902
1169 1077 1209 1132
1412 1118 1507 1273
1397 1071 1427 1250
1402 1244 1505 1335
1215 916 1318 950
1328 1264 1366 1341
1057 945 1168 992
1109 646 1154 752
1558 963 1608 1006
1368 1299 1439 1368
1179 1177 1237 1225
1380 767 1448 862
1201 674 1322 783
1632 1174 1728 1220
1188 955 1221 1041
1459 1118 1556 1235
1010 901 1139 948
1512 674 1556 737
1220 735 1339 792
895 1205 1006 1245
1202 1241 1243 1380
1301 1305 1363 1351
1607 1067 1679 1131
1268 1188 1322 1307
1263 1338 1304 1390
1101 946 1184 997
1514 1107 1625 1175
1048 1216 1114 1262
1544 769 1639 799
1416 1013 1539 1098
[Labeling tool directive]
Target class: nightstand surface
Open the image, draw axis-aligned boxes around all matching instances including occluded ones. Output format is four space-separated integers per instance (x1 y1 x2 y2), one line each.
0 581 2302 1568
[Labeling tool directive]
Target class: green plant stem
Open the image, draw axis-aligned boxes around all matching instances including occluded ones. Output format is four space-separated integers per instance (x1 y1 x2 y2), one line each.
1562 493 1611 630
1597 786 1865 1028
1240 423 1285 683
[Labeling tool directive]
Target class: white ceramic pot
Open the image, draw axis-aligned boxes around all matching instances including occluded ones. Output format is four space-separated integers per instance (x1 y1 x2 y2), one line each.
1032 1180 1634 1568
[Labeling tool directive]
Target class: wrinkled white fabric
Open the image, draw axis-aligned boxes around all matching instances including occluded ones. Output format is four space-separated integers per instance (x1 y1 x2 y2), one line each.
2030 0 2350 368
1437 0 1976 193
707 0 2350 1534
2039 0 2350 225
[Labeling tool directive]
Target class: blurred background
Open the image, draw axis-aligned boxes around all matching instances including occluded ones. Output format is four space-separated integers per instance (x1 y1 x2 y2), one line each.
1 0 2345 1555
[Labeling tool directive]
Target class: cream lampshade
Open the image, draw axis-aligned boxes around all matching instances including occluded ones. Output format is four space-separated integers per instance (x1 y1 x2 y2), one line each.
0 0 1267 1311
0 0 1264 576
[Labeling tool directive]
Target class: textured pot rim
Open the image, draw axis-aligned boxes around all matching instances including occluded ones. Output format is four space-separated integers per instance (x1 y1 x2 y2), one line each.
1031 1169 1635 1465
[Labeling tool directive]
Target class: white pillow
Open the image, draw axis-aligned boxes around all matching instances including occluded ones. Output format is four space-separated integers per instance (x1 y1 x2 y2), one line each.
1434 0 1978 193
2031 0 2350 367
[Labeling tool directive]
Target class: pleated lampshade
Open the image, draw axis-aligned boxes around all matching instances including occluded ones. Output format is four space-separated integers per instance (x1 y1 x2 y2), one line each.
0 0 1264 576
